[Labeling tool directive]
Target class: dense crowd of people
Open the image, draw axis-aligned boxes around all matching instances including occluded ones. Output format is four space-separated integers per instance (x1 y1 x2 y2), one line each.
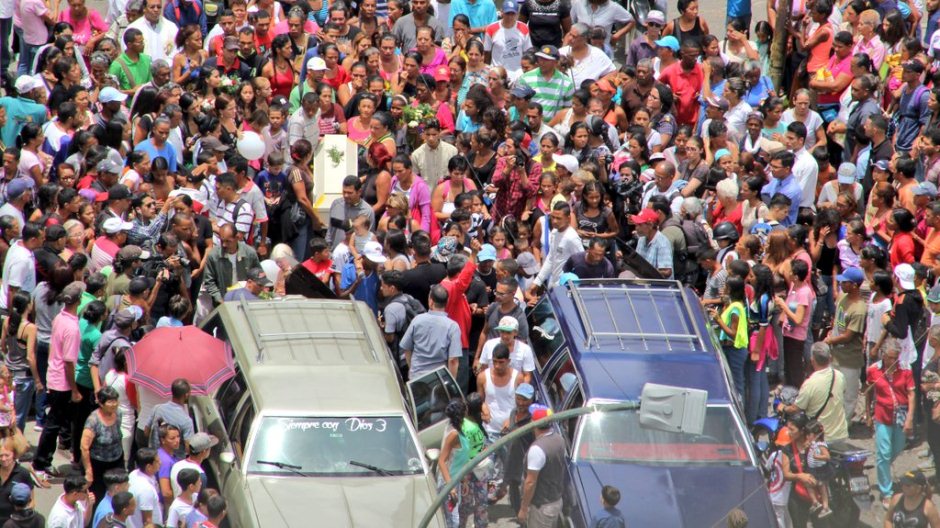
7 0 940 525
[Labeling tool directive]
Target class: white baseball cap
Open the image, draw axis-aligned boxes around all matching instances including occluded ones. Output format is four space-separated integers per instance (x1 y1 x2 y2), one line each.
14 75 42 94
307 57 328 71
362 241 387 263
102 217 134 235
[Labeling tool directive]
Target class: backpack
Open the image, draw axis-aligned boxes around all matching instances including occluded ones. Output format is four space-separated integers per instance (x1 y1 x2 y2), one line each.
385 293 427 373
678 219 711 290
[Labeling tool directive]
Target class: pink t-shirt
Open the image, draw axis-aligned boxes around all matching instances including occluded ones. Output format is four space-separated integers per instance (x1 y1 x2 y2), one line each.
58 8 108 47
19 0 50 46
783 282 815 341
818 53 852 105
48 311 80 392
418 48 448 75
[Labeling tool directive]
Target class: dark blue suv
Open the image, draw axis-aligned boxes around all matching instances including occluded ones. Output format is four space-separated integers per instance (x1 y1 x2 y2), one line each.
526 279 778 527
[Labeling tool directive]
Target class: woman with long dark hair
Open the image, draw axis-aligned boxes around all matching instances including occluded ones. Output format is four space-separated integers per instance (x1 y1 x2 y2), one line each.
456 84 492 134
438 396 487 528
645 84 676 148
263 34 299 99
284 139 321 259
888 207 917 268
0 292 39 433
15 123 49 186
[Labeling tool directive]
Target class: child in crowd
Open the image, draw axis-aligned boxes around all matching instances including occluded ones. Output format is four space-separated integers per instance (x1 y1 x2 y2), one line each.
590 485 626 528
806 420 832 518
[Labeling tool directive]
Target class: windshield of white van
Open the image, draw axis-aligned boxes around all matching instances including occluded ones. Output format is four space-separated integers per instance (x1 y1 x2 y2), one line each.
575 406 750 465
247 416 424 476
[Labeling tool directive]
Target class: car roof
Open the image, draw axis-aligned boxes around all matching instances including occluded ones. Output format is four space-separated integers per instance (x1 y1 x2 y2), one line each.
547 279 734 403
208 298 408 414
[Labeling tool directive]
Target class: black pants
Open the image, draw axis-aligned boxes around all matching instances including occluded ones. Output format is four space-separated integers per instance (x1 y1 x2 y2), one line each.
90 457 124 510
783 337 806 389
33 389 72 471
70 384 96 464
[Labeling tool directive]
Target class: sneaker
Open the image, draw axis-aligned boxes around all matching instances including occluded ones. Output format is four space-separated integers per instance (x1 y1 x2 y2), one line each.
818 507 833 519
30 471 52 489
809 503 822 515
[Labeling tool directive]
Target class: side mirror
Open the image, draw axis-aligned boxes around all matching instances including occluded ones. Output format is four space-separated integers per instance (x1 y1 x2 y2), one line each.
219 451 236 465
425 449 440 462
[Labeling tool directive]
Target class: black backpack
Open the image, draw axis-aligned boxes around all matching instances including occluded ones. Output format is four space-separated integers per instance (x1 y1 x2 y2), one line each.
385 293 427 374
678 219 711 290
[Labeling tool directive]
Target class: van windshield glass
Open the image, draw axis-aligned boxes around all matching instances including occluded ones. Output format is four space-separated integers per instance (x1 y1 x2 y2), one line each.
247 416 424 476
575 406 750 465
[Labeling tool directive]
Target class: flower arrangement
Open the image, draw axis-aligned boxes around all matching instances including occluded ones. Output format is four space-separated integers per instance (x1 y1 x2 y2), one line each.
327 145 344 168
401 104 436 131
218 74 241 95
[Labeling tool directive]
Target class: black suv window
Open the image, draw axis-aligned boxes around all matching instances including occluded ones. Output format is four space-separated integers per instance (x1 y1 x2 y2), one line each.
409 368 462 430
544 351 577 410
527 298 567 370
231 397 256 460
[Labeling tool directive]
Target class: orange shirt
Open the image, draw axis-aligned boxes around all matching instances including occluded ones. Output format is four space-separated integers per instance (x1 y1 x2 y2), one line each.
898 180 917 214
921 228 940 271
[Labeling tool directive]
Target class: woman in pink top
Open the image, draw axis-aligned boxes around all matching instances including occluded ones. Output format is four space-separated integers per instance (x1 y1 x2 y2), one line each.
414 26 448 75
347 94 377 144
776 258 815 389
853 9 886 70
792 2 833 89
58 0 108 53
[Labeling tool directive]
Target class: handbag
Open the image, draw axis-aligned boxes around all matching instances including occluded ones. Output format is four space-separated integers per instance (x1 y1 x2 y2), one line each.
791 441 813 501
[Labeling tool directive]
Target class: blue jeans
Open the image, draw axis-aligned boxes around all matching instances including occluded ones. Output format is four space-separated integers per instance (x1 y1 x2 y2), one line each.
16 34 40 76
289 221 311 261
874 421 907 497
12 377 35 433
745 357 769 425
723 345 747 403
0 18 12 76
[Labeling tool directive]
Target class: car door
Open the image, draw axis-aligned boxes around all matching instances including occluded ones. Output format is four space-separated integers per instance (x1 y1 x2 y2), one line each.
196 370 247 484
406 366 464 449
219 395 256 528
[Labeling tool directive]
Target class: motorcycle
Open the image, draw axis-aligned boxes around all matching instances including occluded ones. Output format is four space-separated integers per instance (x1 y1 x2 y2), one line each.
751 387 872 527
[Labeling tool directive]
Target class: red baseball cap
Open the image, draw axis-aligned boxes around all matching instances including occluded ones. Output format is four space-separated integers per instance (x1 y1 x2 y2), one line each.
630 208 659 225
433 65 450 83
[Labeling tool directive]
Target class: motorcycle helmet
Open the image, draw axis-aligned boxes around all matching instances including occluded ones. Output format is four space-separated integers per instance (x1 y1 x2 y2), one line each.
712 222 740 243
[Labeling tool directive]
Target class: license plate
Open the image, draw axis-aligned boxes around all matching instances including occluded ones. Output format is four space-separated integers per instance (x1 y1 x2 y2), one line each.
850 476 870 494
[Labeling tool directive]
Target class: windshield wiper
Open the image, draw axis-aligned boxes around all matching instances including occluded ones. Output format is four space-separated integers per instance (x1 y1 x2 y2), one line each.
256 460 307 477
348 460 394 476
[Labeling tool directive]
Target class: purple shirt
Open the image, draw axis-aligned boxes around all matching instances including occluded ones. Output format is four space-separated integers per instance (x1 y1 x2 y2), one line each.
47 311 80 392
390 175 432 232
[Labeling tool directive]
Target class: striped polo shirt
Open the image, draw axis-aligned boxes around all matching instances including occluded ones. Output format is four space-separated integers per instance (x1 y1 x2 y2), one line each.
517 67 575 120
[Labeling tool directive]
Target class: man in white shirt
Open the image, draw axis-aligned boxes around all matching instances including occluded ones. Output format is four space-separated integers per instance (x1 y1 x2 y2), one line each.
528 202 583 294
483 1 532 82
123 0 179 63
410 120 458 189
569 0 634 48
47 476 94 528
287 91 320 150
0 221 40 313
0 177 32 228
559 23 616 87
476 316 535 382
169 433 217 497
784 121 819 211
128 448 164 528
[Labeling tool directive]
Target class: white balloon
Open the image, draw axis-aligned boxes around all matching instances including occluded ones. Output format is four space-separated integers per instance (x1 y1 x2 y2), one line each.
237 131 265 161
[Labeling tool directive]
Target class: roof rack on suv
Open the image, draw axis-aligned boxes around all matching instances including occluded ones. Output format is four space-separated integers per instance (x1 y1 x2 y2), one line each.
566 279 706 353
238 298 378 363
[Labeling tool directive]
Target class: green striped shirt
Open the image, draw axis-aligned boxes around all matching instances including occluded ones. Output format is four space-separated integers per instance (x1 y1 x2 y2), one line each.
518 68 575 120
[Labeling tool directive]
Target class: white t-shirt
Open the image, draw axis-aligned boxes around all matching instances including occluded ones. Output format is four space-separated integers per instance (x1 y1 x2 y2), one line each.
479 338 536 373
559 45 616 88
128 469 164 528
165 496 195 528
16 149 43 180
0 242 36 311
120 169 143 192
483 21 533 82
780 109 824 151
170 459 206 498
526 431 559 471
46 495 86 528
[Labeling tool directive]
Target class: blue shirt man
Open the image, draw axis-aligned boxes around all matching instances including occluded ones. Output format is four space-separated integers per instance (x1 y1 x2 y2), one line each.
0 81 48 148
761 152 802 226
449 0 497 33
164 0 208 36
134 138 178 173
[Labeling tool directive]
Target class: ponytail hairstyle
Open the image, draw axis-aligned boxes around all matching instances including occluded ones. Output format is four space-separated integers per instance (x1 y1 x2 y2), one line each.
444 398 466 433
15 123 43 150
6 291 32 341
290 138 313 163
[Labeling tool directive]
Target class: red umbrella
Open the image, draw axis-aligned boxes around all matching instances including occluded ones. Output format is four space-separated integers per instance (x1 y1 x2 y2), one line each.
127 326 235 398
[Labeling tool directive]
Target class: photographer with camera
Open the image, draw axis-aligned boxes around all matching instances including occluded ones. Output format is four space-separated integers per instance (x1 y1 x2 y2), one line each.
141 233 192 323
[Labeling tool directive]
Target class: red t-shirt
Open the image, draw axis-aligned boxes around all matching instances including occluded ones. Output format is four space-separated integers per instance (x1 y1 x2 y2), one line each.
866 364 913 425
657 62 704 126
302 258 334 285
712 201 743 235
255 31 273 55
890 232 917 269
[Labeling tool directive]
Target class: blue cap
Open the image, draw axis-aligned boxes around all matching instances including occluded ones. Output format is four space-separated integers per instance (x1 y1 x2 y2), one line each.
502 0 518 13
6 178 33 200
914 181 938 197
515 383 535 399
478 244 497 262
654 35 680 52
9 482 30 506
836 266 864 285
